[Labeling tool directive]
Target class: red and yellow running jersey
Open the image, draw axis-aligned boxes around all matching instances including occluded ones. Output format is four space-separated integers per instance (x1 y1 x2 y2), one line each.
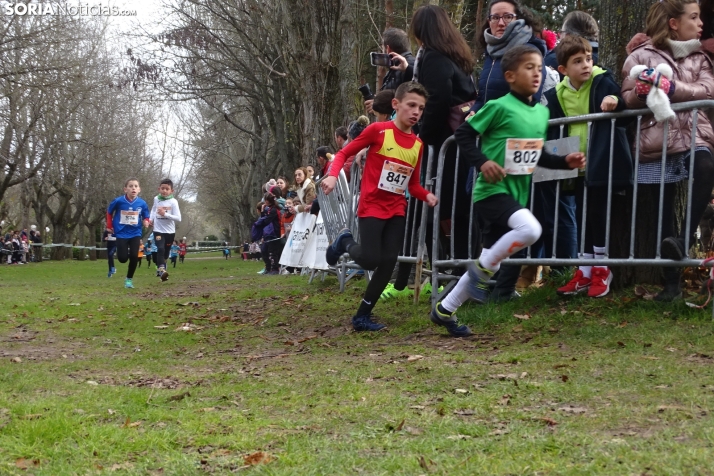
329 121 429 219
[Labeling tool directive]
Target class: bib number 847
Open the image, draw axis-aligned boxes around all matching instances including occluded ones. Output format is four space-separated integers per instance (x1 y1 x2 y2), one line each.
385 171 408 186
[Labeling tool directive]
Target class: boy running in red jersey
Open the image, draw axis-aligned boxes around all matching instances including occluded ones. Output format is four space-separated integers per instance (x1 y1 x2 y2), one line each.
321 81 438 331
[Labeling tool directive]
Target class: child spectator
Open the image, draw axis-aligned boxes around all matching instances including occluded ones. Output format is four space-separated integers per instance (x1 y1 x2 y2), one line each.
622 0 714 301
322 81 439 332
144 239 152 269
446 45 585 335
546 35 633 298
170 242 179 267
106 178 151 288
372 89 395 122
223 241 231 259
178 239 187 263
342 116 370 180
242 241 249 260
281 198 296 275
11 232 21 264
254 193 282 274
277 176 291 198
149 178 182 282
137 240 144 268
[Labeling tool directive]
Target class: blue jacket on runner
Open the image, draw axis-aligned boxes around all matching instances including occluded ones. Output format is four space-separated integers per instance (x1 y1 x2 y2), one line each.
107 195 150 239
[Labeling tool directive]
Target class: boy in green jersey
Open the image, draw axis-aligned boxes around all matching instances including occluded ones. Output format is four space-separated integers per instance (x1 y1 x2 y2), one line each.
430 45 586 336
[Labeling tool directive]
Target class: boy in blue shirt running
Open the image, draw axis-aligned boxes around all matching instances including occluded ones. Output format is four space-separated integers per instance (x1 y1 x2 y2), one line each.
106 178 150 288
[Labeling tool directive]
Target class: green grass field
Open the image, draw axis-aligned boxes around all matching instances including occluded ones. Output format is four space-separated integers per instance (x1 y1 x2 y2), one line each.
1 255 714 475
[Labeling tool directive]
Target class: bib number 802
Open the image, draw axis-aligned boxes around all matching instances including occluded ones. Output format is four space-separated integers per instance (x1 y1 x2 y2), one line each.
385 171 407 186
511 150 539 164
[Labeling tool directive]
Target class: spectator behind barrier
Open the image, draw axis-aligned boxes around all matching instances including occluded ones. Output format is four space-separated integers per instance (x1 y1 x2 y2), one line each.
544 11 600 78
292 167 316 213
545 35 633 299
622 0 714 301
342 116 369 180
364 28 415 115
410 4 476 272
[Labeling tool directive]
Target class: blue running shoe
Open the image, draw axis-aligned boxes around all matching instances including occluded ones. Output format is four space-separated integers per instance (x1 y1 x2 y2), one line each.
108 270 113 278
326 228 353 266
124 278 134 289
465 261 493 304
430 303 472 337
352 314 386 332
111 267 116 275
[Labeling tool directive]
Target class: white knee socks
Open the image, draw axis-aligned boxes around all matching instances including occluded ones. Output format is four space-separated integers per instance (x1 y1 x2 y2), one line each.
441 209 542 313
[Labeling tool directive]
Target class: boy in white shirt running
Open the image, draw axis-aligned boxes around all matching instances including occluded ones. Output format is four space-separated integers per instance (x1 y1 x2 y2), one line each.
150 179 181 281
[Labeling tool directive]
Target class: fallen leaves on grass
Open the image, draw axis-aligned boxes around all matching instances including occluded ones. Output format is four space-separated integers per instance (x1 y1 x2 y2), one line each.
167 391 190 402
454 388 469 395
20 414 42 420
15 458 40 469
418 456 436 471
407 355 424 362
514 314 531 320
122 417 142 428
447 434 472 440
10 357 21 363
386 419 405 432
108 462 134 471
177 302 200 307
175 323 203 332
634 285 656 300
499 394 511 406
657 405 689 413
561 375 569 382
154 325 169 329
243 451 273 465
559 405 587 414
534 417 558 426
489 428 510 436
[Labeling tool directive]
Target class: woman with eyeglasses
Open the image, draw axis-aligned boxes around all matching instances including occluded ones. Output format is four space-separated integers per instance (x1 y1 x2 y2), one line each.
474 0 546 111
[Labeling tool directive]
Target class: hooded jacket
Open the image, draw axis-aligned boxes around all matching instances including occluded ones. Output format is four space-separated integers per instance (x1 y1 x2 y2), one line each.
545 67 633 187
621 33 714 162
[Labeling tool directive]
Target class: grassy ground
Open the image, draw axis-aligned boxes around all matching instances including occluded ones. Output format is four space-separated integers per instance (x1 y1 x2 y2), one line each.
1 255 714 475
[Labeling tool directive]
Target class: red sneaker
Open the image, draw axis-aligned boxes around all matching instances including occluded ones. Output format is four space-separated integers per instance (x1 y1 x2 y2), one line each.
588 267 612 298
557 269 591 295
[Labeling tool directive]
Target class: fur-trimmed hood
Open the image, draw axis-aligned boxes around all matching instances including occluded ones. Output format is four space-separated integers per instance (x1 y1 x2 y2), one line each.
626 32 650 55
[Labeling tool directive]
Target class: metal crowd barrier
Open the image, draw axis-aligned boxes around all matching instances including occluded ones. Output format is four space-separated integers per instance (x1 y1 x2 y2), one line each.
429 100 714 316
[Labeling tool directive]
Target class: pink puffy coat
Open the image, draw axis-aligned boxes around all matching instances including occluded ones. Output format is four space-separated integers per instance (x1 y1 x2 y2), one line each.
621 33 714 162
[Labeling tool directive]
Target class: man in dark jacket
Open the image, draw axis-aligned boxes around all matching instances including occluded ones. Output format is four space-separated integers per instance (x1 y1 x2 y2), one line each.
364 28 414 114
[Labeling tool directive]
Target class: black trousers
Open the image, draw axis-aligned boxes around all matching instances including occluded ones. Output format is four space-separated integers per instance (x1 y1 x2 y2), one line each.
349 216 406 309
116 237 141 279
106 241 116 272
154 232 175 268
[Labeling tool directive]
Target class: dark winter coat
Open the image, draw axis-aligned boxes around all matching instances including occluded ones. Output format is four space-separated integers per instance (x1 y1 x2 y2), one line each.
418 48 477 149
254 206 281 240
382 52 415 91
472 35 547 113
544 69 633 188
